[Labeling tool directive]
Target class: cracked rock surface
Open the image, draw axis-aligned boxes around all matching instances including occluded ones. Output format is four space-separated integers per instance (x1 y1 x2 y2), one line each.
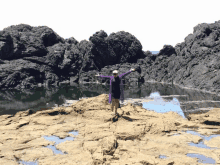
0 94 220 164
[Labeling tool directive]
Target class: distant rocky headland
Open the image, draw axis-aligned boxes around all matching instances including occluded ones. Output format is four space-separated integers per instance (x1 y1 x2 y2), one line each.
1 21 220 95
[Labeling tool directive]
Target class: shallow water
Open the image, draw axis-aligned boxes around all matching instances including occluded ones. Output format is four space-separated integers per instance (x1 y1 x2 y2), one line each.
44 145 66 155
186 153 216 164
43 131 79 154
142 92 185 118
185 130 220 141
188 141 219 150
43 135 75 146
18 160 38 165
182 130 220 150
43 130 79 154
18 131 78 165
159 155 167 159
183 130 218 164
2 82 220 118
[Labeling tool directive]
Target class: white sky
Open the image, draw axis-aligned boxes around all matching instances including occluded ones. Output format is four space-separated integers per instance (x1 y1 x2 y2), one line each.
1 0 220 51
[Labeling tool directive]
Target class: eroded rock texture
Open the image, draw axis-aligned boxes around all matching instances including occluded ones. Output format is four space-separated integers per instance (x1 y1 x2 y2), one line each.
1 94 220 164
0 24 147 90
1 21 220 96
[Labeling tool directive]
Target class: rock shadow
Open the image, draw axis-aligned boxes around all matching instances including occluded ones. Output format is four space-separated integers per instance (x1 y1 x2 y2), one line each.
203 120 220 126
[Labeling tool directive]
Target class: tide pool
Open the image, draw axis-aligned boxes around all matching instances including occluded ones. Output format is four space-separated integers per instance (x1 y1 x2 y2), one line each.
18 131 79 165
187 153 216 164
142 92 185 118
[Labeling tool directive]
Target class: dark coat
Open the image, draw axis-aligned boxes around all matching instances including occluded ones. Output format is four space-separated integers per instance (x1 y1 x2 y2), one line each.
99 71 132 103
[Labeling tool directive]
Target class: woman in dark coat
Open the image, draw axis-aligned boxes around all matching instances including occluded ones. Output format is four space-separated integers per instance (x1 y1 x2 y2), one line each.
96 68 135 116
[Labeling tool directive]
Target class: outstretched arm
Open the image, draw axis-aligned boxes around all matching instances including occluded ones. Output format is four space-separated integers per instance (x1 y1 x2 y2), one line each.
119 68 135 78
95 73 112 79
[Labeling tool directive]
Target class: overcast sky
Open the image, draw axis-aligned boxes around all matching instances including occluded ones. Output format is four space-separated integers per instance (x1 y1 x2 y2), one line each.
1 0 220 51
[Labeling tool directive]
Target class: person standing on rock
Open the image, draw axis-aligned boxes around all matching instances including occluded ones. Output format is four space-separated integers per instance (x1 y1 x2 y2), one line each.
95 68 135 116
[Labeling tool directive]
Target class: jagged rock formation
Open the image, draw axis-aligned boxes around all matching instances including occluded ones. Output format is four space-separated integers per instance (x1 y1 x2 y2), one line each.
0 24 147 89
1 21 220 96
98 21 220 95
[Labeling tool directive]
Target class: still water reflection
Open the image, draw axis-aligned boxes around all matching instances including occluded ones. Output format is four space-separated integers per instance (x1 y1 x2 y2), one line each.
1 82 220 118
142 92 185 118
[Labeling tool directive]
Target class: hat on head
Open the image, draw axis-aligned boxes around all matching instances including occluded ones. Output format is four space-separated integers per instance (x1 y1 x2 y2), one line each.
113 70 118 74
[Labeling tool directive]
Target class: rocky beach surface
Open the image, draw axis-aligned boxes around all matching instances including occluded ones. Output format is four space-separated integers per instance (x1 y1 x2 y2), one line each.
1 94 220 165
1 20 220 165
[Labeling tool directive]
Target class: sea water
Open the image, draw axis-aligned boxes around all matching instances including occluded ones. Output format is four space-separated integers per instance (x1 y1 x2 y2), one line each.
142 91 185 118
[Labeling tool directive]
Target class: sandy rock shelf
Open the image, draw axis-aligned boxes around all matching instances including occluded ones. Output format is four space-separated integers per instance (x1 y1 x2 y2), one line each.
0 94 220 165
62 97 155 108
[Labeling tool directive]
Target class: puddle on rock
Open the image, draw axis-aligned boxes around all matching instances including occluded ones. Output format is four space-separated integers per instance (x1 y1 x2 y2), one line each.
142 92 185 118
159 155 167 159
69 131 79 136
44 145 67 155
18 131 78 165
18 160 38 165
43 135 75 146
43 130 79 154
185 130 220 141
182 130 220 149
187 153 216 164
188 141 218 150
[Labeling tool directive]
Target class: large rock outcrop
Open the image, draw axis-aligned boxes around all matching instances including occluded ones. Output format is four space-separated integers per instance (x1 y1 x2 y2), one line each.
0 24 64 60
0 24 148 90
1 94 220 164
139 21 220 95
78 30 146 83
80 20 220 97
2 21 220 96
89 30 146 68
97 20 220 96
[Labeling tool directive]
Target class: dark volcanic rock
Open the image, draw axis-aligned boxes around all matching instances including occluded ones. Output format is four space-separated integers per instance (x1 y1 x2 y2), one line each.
0 24 148 90
95 63 143 85
77 30 147 83
176 22 220 58
65 37 78 45
106 31 146 63
77 40 93 58
0 24 64 60
93 21 220 96
158 45 176 56
0 24 85 89
89 30 146 69
0 59 50 89
2 21 220 96
144 50 157 61
140 21 220 95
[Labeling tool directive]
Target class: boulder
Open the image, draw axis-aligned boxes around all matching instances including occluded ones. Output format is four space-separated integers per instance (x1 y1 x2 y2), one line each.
0 59 52 89
90 30 146 68
158 45 176 56
64 37 78 45
0 24 64 60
